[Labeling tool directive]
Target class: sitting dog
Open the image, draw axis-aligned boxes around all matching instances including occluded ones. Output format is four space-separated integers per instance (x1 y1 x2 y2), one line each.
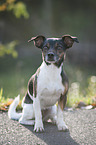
8 35 79 132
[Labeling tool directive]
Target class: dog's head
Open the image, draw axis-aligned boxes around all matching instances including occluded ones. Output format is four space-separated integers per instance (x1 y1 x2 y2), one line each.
28 35 79 67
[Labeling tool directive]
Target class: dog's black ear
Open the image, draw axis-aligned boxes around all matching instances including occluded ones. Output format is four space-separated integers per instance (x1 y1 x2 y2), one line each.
28 35 46 48
62 35 79 49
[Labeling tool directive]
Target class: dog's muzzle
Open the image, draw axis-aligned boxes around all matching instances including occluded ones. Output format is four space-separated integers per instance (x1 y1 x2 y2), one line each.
48 52 54 60
45 52 57 63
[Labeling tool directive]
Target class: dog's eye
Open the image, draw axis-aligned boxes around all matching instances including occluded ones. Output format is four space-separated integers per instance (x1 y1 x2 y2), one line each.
43 46 48 51
58 47 62 50
57 47 63 51
57 46 63 54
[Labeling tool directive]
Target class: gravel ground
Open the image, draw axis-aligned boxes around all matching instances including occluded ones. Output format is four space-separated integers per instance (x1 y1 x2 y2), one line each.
0 109 96 145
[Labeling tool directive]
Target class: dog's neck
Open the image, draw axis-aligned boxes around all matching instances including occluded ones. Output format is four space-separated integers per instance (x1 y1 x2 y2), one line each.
41 61 63 74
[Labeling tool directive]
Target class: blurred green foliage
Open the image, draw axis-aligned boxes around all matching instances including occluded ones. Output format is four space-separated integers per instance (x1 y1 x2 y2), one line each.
67 76 96 107
0 0 29 19
7 1 29 19
87 76 96 97
0 88 3 101
0 88 8 105
0 41 18 58
0 0 29 58
0 88 22 111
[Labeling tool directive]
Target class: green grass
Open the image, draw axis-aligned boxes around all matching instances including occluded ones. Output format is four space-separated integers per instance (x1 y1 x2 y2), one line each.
0 56 96 109
0 56 39 98
67 78 96 107
0 88 9 104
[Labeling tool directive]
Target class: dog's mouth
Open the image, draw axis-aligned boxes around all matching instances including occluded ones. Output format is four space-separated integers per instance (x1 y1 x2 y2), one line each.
45 56 59 64
46 60 56 64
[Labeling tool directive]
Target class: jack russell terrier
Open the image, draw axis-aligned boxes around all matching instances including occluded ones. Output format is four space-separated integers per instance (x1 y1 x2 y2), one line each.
8 35 79 132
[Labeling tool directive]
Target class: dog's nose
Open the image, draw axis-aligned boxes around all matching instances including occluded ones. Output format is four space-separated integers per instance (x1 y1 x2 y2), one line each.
48 52 54 59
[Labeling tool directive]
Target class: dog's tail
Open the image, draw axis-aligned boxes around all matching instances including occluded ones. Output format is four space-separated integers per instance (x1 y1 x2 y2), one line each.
8 95 22 120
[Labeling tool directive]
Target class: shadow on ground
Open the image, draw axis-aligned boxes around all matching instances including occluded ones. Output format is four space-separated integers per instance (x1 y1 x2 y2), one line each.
23 122 79 145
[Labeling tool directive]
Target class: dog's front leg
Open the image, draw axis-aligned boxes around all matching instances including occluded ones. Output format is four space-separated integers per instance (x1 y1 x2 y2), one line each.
56 95 68 131
33 97 44 132
57 105 68 131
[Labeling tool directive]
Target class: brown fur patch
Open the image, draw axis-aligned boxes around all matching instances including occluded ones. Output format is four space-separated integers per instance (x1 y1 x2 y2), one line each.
64 37 74 48
58 95 67 110
59 66 69 110
34 37 44 48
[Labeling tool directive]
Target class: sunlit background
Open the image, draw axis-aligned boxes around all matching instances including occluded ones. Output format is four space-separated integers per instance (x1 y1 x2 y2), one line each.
0 0 96 107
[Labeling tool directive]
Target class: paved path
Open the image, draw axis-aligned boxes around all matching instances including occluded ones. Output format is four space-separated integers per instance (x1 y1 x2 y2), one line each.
0 109 96 145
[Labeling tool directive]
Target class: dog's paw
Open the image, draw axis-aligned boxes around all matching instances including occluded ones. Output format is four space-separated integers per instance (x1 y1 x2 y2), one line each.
51 116 57 124
34 122 44 132
57 121 69 132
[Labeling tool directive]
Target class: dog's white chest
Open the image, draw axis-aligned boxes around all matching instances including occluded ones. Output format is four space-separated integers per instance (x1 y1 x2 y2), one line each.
37 62 64 109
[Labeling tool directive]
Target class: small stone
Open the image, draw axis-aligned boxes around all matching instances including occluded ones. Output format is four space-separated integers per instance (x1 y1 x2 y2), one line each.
77 101 86 108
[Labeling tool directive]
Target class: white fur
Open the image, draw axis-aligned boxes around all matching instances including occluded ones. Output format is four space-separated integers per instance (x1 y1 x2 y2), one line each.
37 62 64 109
8 61 68 132
8 95 22 120
19 103 35 125
33 96 44 131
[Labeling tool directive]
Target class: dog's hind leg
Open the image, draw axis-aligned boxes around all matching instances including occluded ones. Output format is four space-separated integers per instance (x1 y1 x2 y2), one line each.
19 104 35 125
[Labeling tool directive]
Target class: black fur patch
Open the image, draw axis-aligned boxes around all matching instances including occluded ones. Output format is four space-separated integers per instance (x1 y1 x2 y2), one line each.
60 65 69 88
59 65 69 109
24 92 33 104
28 79 33 96
33 74 38 98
